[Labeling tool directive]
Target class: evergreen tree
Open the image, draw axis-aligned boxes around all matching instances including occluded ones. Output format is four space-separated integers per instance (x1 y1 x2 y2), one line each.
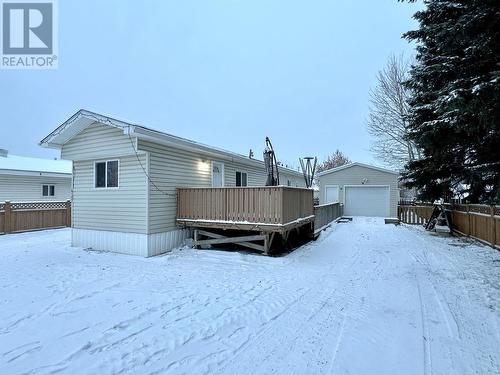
402 0 500 203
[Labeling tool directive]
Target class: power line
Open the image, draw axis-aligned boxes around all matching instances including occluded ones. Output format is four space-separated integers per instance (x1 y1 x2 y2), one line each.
126 127 177 198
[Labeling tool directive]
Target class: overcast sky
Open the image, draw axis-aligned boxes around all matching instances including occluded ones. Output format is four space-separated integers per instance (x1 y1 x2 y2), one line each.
1 0 420 169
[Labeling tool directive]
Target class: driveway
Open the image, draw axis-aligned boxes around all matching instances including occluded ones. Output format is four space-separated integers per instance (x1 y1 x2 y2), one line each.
0 218 499 374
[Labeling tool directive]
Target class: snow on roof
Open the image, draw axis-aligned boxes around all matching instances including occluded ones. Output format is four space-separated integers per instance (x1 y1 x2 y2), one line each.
0 153 72 175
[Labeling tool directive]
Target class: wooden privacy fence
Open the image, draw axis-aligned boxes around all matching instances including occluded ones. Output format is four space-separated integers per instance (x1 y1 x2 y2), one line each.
397 205 434 225
314 202 343 234
0 200 71 234
398 204 500 249
177 187 314 225
449 204 499 248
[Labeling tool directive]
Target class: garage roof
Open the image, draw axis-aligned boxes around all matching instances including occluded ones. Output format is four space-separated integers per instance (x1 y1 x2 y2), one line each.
317 162 398 177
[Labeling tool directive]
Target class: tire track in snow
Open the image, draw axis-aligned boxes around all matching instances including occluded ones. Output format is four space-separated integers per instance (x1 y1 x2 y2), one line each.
416 277 433 375
405 225 500 375
215 236 371 375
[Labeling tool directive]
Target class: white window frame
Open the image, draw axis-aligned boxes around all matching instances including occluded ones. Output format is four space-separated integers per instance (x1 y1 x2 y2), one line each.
94 160 120 189
324 184 340 203
211 161 225 187
235 171 248 187
41 184 56 197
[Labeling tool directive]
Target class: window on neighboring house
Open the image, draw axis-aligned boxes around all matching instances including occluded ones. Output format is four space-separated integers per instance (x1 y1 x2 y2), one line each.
287 179 291 186
95 160 119 188
42 184 55 197
236 171 248 187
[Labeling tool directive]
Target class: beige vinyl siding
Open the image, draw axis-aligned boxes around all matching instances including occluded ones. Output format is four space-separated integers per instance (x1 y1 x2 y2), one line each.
318 165 399 217
280 170 306 188
61 122 135 161
59 121 305 235
138 140 212 234
225 164 304 187
138 140 305 234
0 174 71 202
71 155 147 233
224 163 267 186
61 122 148 234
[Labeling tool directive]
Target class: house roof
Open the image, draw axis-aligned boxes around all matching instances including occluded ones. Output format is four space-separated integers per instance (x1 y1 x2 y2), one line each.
0 153 72 177
40 109 303 177
316 162 398 177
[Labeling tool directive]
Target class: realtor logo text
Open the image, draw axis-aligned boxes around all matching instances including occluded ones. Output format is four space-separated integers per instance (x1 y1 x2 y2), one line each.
1 0 57 69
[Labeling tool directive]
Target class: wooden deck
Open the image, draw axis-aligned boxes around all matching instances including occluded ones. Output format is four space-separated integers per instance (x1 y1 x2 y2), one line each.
177 186 314 233
176 187 345 254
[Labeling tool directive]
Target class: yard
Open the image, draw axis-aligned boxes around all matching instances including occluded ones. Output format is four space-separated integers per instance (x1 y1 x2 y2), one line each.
1 218 499 375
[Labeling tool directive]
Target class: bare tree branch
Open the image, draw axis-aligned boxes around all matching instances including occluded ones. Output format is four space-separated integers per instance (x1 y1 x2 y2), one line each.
367 54 421 169
316 150 351 173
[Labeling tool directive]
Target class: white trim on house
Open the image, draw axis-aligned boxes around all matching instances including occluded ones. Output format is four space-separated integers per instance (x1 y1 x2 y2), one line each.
147 229 192 257
72 228 191 257
343 184 391 217
0 169 71 178
72 228 149 256
317 162 398 177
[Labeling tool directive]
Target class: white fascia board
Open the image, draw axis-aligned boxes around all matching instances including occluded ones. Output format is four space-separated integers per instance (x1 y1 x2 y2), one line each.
39 109 132 149
317 162 399 177
0 169 72 178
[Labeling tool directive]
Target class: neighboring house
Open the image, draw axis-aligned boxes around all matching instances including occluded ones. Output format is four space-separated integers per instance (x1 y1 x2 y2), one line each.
0 149 72 202
40 110 306 257
317 162 399 218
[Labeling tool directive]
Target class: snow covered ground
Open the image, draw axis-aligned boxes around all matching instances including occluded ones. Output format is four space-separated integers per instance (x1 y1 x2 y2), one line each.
1 218 499 375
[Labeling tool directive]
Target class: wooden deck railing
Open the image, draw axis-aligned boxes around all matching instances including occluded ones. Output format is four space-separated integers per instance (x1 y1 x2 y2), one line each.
0 200 71 234
177 187 314 227
313 202 343 233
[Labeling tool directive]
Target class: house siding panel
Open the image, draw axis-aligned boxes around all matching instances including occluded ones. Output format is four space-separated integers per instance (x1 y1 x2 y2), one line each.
0 174 71 202
280 171 306 188
61 122 135 161
71 156 148 233
62 122 148 234
137 140 305 234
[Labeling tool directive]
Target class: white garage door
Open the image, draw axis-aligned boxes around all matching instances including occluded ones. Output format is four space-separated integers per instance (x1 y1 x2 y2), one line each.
344 186 390 217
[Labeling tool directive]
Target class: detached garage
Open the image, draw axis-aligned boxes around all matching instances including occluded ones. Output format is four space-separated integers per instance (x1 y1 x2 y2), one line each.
317 162 399 218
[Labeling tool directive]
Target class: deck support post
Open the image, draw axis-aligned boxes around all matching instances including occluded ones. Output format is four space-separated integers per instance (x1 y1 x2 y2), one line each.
65 200 71 227
263 232 276 255
4 201 11 234
194 229 200 249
